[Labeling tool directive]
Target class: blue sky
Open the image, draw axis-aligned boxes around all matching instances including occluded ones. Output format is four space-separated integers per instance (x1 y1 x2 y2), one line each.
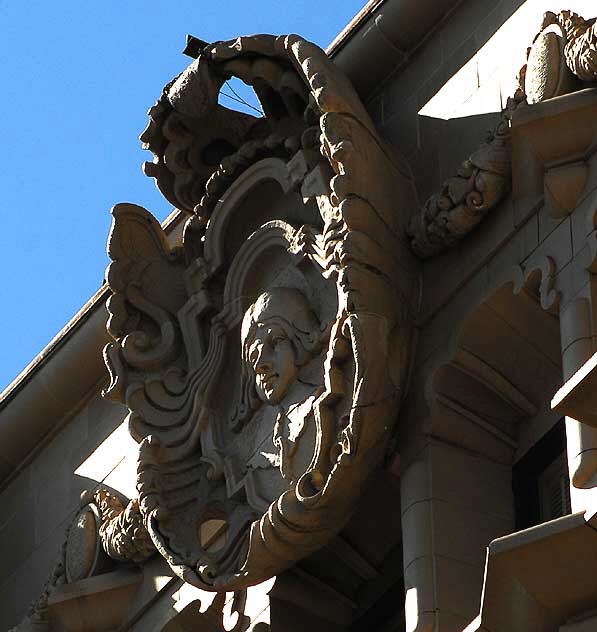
0 1 365 392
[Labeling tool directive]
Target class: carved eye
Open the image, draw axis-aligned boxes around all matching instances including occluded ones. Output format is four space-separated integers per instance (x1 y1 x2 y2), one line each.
249 345 259 366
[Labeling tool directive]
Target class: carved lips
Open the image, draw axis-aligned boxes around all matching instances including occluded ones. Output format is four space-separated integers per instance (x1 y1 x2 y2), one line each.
249 325 299 405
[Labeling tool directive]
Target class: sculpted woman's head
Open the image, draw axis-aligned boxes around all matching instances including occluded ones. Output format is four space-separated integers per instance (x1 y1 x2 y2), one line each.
240 287 321 405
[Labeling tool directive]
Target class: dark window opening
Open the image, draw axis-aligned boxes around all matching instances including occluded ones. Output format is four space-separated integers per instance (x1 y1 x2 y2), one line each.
513 419 571 531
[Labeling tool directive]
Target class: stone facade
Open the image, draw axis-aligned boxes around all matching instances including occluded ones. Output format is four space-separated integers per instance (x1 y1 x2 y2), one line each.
2 2 597 631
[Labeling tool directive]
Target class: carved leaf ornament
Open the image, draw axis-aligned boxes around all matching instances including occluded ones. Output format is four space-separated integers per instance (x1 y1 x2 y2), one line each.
103 35 416 590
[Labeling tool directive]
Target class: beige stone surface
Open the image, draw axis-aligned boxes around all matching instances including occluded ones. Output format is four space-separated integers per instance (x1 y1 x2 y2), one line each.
4 2 597 631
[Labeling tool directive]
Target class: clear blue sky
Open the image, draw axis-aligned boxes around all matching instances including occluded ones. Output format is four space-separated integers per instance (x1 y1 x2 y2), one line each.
0 1 365 392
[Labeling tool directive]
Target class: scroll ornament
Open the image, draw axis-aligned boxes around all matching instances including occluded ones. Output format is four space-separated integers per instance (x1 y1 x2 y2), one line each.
101 34 418 592
407 89 525 258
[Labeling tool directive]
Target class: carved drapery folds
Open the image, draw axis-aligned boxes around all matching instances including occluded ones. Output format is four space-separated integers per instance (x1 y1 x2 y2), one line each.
103 35 418 591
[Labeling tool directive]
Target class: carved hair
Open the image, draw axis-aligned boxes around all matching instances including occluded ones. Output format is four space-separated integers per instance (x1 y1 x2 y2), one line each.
231 287 321 429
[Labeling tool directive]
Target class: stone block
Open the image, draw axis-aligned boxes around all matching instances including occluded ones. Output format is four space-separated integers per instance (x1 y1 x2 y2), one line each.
33 455 71 546
411 116 444 202
486 231 525 290
441 0 493 62
538 203 566 244
403 555 435 615
381 95 420 158
0 574 17 630
458 78 503 120
414 309 448 371
516 417 535 462
429 441 513 520
531 407 562 449
417 68 449 116
554 254 589 310
401 500 433 568
571 188 597 256
436 610 475 632
421 253 488 333
366 94 383 126
32 405 88 488
431 499 513 567
526 215 573 274
520 212 539 259
415 31 444 81
384 68 424 121
73 420 137 490
395 411 430 471
400 450 431 514
0 494 36 581
515 404 562 464
438 112 500 182
12 520 67 624
101 451 139 499
560 298 592 352
426 401 515 465
435 555 485 622
0 469 32 532
513 193 543 228
563 338 594 381
72 394 128 472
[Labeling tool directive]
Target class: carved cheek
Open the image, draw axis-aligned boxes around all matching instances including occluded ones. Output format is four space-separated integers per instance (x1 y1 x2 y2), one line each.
275 343 298 386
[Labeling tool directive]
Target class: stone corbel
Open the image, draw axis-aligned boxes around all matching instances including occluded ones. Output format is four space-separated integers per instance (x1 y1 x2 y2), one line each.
544 160 589 218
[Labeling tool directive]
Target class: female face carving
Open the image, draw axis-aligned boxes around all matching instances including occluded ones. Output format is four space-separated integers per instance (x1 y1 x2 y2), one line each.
246 322 299 404
240 288 321 408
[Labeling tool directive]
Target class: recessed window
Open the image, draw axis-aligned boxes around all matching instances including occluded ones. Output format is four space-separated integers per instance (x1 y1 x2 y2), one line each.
513 420 571 530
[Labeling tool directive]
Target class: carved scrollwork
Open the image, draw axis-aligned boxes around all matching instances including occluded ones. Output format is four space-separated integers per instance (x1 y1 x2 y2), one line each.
407 90 526 258
408 8 597 259
103 33 418 592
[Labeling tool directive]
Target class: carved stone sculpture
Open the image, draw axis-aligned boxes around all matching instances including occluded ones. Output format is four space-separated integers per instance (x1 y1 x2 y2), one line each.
408 90 525 258
408 9 597 258
101 34 418 591
556 10 597 82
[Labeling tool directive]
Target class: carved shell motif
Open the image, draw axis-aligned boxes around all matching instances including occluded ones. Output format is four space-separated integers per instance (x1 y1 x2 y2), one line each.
103 34 418 591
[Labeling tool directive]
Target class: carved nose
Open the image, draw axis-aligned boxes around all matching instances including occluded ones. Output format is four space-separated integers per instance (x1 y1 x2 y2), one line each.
255 346 272 373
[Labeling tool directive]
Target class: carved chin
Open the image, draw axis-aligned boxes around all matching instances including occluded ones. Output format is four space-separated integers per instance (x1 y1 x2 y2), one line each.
258 381 284 404
257 372 296 404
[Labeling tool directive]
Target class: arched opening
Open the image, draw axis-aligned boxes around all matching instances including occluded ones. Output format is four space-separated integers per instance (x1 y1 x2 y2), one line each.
400 266 569 631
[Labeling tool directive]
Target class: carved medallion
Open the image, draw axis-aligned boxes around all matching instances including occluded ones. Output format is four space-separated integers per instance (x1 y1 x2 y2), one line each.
65 504 108 583
102 34 418 590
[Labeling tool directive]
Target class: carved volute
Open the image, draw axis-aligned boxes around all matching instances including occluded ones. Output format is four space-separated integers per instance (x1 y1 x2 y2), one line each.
100 34 419 591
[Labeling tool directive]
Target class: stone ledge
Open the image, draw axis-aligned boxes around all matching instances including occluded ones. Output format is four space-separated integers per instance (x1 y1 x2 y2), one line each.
552 351 597 428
